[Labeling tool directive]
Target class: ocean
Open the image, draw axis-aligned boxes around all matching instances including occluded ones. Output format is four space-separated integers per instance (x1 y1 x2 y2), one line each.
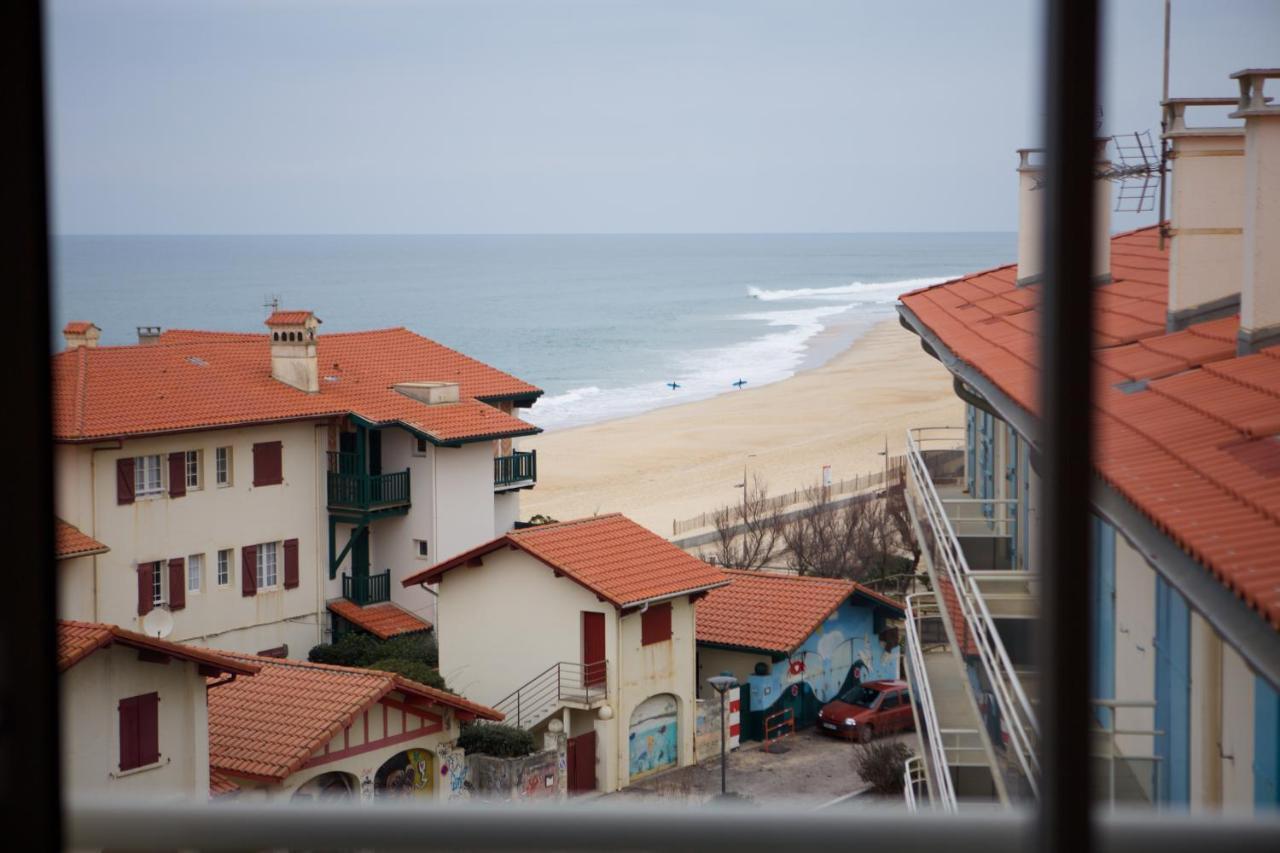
52 233 1015 431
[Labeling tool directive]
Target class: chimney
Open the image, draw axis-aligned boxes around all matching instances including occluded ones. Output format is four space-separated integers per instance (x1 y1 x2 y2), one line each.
1015 143 1111 286
393 381 460 406
1232 69 1280 354
62 321 100 350
1162 97 1246 330
266 310 321 393
136 326 162 345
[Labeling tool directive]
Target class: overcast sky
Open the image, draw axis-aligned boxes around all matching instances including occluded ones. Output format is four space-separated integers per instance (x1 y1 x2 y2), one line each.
46 0 1280 235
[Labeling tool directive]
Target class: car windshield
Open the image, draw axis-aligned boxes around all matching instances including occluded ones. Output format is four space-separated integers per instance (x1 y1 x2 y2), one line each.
839 686 882 707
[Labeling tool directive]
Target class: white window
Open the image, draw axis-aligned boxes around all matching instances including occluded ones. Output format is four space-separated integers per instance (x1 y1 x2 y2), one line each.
216 549 231 586
256 541 279 589
151 562 164 606
215 447 232 487
185 450 202 490
414 539 429 559
187 553 203 593
135 455 163 498
413 437 428 456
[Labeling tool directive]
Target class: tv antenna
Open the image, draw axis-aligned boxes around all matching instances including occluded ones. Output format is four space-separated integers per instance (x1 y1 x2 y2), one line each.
1100 130 1162 213
264 295 281 313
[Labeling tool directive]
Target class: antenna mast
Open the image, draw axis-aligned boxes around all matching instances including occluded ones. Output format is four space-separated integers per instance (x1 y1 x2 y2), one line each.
1158 0 1172 249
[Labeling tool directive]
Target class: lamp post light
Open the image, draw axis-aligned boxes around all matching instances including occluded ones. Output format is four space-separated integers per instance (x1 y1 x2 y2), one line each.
706 675 737 796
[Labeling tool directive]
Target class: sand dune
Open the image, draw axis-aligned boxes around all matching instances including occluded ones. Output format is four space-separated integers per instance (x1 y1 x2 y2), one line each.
519 318 963 535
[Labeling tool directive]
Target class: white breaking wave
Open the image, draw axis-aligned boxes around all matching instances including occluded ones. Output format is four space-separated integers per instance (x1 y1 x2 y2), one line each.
527 303 872 431
747 275 956 304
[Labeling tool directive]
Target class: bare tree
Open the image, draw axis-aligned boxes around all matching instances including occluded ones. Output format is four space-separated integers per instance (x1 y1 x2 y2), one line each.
782 485 892 579
884 474 921 574
698 474 784 570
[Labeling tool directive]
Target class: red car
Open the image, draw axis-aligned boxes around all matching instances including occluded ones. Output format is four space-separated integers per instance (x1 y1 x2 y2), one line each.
816 679 914 742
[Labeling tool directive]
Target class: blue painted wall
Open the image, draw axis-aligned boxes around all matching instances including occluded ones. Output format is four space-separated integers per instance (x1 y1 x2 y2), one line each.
1256 677 1280 808
1155 576 1191 805
1091 516 1116 728
745 598 900 730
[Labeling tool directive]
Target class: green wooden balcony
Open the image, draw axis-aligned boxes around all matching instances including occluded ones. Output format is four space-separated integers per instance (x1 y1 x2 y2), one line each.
327 462 411 512
342 570 391 606
494 449 537 491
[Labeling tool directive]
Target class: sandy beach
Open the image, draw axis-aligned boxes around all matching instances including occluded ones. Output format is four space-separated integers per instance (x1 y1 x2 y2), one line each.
521 317 963 536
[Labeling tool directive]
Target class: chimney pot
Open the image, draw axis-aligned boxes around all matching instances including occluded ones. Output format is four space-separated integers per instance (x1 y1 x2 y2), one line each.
1230 69 1280 354
62 322 101 350
266 310 321 393
136 326 162 345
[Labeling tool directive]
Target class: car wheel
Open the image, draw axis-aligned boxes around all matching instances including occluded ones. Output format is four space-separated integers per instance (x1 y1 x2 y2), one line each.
858 725 874 744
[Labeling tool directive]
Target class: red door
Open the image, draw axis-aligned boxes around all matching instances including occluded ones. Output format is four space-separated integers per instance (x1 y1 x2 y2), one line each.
582 611 606 687
566 731 597 794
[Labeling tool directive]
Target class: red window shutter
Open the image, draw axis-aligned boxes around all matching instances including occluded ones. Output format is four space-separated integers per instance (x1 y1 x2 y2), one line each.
252 441 283 487
241 545 257 597
168 558 185 610
117 458 135 505
283 538 299 589
137 563 154 616
118 696 140 770
167 452 186 498
641 602 673 646
137 692 160 766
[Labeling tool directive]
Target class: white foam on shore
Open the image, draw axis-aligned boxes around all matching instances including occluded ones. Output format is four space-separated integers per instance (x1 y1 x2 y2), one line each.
747 275 955 304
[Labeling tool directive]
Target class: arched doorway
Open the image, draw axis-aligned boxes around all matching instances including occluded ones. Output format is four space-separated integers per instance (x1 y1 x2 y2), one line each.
291 771 358 803
374 747 435 800
628 693 678 780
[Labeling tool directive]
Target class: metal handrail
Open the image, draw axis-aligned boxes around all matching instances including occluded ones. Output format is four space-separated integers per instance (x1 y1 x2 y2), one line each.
904 592 957 812
907 427 1041 798
1089 699 1163 808
491 660 609 730
903 755 927 812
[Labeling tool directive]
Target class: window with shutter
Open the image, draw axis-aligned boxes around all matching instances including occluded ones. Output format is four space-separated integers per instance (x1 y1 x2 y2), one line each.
117 458 135 505
167 452 186 498
137 563 154 616
167 558 185 610
640 602 673 646
241 545 257 596
283 538 299 589
252 441 283 487
118 692 160 771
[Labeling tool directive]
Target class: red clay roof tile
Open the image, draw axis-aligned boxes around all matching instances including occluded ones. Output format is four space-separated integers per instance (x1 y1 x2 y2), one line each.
54 518 108 560
326 600 432 640
57 620 257 676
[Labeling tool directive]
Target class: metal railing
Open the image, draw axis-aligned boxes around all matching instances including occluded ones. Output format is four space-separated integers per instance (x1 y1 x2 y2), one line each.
904 592 958 812
1089 699 1162 808
906 427 1041 799
341 569 391 606
491 660 608 730
327 468 411 510
903 755 927 812
494 449 537 489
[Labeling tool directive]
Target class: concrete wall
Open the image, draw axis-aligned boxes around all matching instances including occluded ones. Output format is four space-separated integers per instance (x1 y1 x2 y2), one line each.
55 421 330 655
467 748 563 802
61 643 209 801
1112 532 1157 759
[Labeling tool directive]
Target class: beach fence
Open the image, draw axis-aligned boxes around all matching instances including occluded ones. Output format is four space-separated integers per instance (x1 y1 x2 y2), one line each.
671 455 907 538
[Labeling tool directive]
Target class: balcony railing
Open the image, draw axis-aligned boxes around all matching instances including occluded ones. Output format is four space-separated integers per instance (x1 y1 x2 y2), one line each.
342 570 391 606
490 660 608 730
494 449 537 490
905 427 1040 799
327 468 411 511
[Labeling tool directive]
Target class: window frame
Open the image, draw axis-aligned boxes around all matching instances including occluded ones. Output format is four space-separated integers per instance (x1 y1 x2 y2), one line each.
412 437 428 456
216 548 231 587
184 449 202 490
151 561 164 606
414 539 429 559
640 601 673 646
134 455 163 499
256 541 279 590
187 553 203 594
215 446 232 487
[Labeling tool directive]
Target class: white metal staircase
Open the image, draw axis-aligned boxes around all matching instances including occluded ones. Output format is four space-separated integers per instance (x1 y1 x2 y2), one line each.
490 661 609 730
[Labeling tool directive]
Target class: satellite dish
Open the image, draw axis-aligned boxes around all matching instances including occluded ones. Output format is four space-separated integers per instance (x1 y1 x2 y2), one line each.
142 608 174 639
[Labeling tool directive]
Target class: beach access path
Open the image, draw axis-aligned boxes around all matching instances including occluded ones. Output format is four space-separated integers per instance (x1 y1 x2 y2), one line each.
521 318 963 535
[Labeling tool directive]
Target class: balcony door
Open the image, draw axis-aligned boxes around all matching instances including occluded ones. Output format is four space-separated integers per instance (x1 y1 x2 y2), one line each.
582 611 606 687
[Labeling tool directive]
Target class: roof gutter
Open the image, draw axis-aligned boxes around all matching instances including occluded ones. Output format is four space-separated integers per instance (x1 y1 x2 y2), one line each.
620 580 733 612
898 301 1280 690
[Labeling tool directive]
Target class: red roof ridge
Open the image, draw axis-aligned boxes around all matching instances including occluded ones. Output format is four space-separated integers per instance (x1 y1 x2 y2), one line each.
509 512 625 535
57 620 258 676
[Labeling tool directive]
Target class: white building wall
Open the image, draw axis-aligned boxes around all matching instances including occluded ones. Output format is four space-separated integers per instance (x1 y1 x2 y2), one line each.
1220 643 1256 812
1113 532 1157 758
61 643 209 801
58 555 98 622
434 442 497 562
55 421 330 655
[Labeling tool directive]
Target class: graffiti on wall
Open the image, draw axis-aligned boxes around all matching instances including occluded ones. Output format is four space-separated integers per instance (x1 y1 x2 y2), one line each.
375 748 434 799
436 743 468 800
747 601 900 726
629 693 678 779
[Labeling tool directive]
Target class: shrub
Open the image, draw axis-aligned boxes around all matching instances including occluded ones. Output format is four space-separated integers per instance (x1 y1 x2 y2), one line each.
852 739 911 796
457 723 536 758
367 657 448 691
308 631 438 669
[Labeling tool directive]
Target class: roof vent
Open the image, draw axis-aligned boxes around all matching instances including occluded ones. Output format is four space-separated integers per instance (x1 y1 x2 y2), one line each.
136 326 162 346
62 321 100 350
394 381 460 406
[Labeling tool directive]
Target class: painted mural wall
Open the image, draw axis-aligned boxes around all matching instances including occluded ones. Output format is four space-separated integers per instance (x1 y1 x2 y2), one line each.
745 600 899 732
629 693 679 779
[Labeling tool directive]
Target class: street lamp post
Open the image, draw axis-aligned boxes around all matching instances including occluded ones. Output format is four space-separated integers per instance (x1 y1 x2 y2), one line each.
706 675 737 796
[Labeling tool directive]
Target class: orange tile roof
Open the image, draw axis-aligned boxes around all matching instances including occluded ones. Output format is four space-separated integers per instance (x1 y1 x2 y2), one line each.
696 569 904 654
62 321 96 335
54 518 108 559
899 225 1280 630
264 310 316 326
209 769 240 799
327 600 432 640
51 325 542 444
57 620 257 676
402 513 730 607
207 652 500 782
